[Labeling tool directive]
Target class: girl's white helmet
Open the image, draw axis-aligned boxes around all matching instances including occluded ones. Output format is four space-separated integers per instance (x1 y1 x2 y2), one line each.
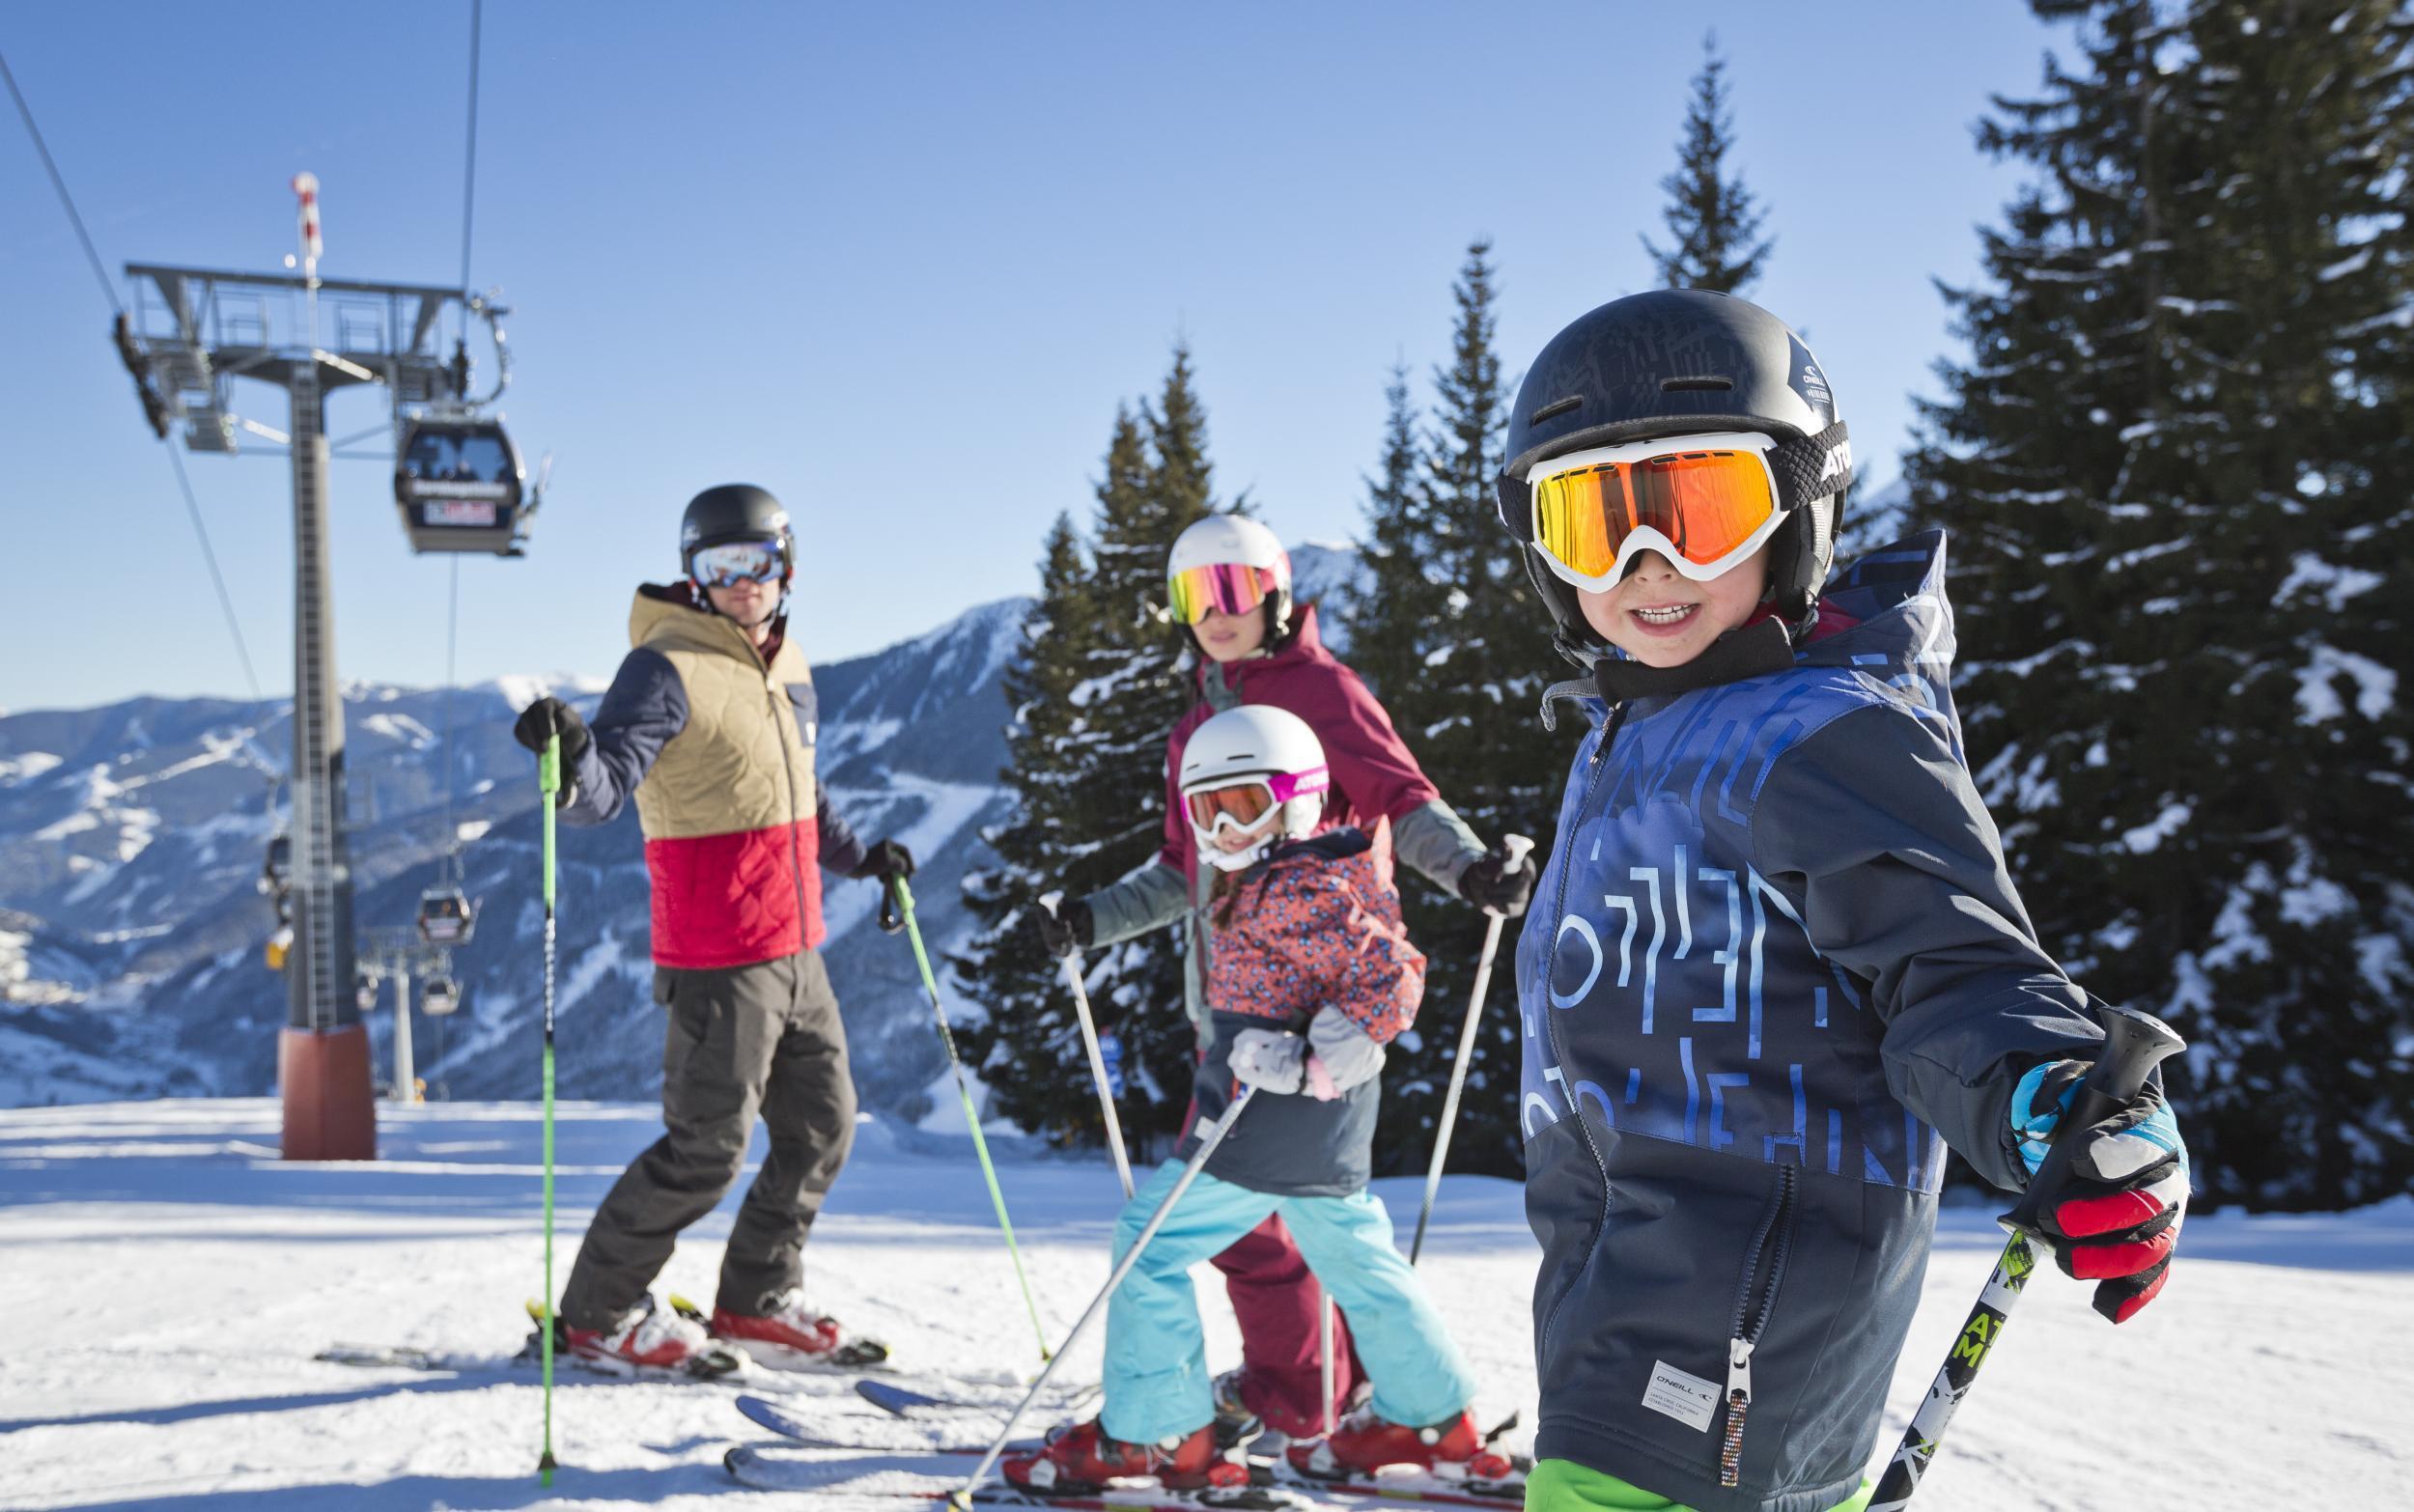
1179 704 1330 872
1165 514 1295 639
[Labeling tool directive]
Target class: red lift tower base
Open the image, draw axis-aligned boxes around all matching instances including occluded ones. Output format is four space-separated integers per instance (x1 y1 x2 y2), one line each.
279 1025 378 1161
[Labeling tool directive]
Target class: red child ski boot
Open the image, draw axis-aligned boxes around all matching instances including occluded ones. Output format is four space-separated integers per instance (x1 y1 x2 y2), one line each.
1003 1420 1245 1493
707 1287 889 1369
1286 1406 1514 1481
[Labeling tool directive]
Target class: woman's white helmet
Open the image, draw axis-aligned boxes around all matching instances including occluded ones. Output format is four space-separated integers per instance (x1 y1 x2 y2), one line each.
1179 704 1330 872
1165 513 1295 641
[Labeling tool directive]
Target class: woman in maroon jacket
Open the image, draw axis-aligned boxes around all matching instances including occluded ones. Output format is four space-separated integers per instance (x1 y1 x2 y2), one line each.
1034 513 1536 1443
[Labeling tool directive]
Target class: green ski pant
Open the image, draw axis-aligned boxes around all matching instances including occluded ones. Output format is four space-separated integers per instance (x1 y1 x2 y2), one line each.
1524 1459 1872 1512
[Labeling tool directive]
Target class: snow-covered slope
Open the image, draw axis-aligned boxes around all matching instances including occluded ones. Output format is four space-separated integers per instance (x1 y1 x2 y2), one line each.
3 1099 2408 1510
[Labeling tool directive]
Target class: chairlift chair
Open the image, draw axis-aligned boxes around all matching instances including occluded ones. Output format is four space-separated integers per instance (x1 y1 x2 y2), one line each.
420 975 463 1017
260 833 292 896
393 411 528 555
416 884 476 947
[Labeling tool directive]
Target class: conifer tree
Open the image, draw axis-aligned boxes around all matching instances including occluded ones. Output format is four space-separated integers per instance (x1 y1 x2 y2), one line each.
1344 362 1441 711
1356 241 1565 1179
960 350 1229 1151
1642 32 1774 294
1911 0 2414 1208
955 514 1110 1143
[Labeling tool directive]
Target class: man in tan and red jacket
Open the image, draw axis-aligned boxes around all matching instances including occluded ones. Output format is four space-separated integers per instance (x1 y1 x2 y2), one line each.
514 484 912 1374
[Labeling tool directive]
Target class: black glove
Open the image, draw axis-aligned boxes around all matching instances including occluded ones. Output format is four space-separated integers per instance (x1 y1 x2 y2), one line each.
1035 896 1092 960
851 839 914 885
511 697 590 806
1457 842 1537 917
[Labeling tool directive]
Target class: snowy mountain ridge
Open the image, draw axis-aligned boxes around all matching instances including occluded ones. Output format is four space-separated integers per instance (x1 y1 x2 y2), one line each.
0 544 1366 1115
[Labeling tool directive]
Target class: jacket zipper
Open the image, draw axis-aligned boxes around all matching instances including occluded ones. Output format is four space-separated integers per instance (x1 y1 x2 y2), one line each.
1534 701 1629 1358
749 634 812 961
1720 1164 1799 1488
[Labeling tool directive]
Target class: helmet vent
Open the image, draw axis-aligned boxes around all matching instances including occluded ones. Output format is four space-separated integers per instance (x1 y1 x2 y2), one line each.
1530 395 1583 423
1661 377 1733 392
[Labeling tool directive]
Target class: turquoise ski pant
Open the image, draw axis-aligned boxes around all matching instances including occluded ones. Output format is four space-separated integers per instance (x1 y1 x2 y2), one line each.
1100 1160 1480 1446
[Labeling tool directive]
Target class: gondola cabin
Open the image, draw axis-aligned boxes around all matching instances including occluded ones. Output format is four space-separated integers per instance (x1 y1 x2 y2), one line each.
394 414 527 555
417 885 476 947
420 976 462 1017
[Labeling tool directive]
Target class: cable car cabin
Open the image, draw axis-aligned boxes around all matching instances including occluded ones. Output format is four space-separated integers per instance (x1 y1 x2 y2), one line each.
417 885 476 947
394 415 527 555
420 976 462 1017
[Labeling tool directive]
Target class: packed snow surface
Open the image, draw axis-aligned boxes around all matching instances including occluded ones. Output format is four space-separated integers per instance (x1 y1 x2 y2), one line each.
4 1100 2409 1510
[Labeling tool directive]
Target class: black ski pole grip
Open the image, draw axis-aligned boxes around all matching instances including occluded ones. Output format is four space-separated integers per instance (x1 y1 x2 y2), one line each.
2002 1003 2184 1238
877 879 905 936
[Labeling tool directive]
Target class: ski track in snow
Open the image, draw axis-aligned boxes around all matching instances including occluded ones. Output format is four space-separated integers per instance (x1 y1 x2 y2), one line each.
3 1100 2409 1511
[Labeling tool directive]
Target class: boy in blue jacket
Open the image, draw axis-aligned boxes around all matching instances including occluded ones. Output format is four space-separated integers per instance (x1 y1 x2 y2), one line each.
1493 291 2189 1512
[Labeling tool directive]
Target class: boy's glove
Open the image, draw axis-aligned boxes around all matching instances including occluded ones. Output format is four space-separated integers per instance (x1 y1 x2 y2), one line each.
2012 1059 2189 1323
1228 1027 1305 1095
1457 842 1537 917
851 839 914 885
1033 896 1092 960
511 697 590 806
1304 1005 1385 1101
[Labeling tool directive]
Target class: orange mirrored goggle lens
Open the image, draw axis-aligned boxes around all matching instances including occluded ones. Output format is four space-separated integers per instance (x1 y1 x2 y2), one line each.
1182 781 1277 831
1531 447 1778 579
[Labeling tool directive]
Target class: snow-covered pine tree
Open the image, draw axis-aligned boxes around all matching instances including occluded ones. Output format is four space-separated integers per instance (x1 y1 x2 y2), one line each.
1341 362 1439 708
1911 0 2414 1209
953 513 1118 1146
1355 241 1564 1180
1642 31 1774 295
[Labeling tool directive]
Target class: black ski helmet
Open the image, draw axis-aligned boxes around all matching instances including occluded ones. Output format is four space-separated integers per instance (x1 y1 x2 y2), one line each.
679 484 795 585
1495 289 1854 663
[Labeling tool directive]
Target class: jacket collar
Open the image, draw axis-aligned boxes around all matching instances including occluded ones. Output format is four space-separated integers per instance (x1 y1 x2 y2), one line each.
630 581 803 679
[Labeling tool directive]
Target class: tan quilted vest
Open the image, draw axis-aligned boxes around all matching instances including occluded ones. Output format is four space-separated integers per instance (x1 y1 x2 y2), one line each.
626 591 818 840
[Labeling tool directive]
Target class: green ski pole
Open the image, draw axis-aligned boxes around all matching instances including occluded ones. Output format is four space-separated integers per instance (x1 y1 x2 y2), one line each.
883 876 1052 1362
537 732 560 1484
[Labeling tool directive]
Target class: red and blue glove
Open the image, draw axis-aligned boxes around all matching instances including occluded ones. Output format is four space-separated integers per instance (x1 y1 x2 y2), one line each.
2011 1059 2189 1323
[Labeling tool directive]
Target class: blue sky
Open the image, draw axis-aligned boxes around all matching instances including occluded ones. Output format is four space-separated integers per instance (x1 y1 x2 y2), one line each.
2 2 2066 713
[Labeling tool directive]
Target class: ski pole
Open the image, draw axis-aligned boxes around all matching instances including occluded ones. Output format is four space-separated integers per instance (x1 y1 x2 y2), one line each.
1410 834 1533 1265
536 730 560 1485
1320 1284 1337 1440
1043 893 1133 1199
952 1087 1259 1507
885 875 1053 1364
1867 1004 2183 1510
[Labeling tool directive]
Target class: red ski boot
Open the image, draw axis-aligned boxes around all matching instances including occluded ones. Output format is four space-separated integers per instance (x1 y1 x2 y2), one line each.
1003 1420 1245 1493
559 1294 743 1377
706 1288 889 1369
1286 1407 1514 1481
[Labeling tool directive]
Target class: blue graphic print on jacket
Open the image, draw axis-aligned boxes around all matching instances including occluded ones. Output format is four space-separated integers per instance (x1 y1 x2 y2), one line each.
1515 532 2107 1512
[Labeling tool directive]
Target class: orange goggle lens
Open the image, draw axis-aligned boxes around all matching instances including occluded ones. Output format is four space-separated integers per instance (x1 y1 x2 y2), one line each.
1183 780 1277 832
1167 562 1277 626
1531 447 1778 580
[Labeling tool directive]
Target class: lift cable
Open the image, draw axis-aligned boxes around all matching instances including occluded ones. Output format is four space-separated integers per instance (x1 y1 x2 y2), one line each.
3 48 264 705
437 0 486 885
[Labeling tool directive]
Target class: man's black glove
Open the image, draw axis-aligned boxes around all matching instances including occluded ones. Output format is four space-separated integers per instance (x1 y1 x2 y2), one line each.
851 839 914 885
1035 896 1092 960
511 697 590 806
1458 841 1537 917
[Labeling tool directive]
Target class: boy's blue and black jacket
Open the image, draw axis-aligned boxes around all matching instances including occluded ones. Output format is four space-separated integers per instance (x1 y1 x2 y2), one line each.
1517 533 2105 1512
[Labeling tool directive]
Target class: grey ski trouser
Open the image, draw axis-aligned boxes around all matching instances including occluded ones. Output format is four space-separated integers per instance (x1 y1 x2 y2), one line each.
560 949 856 1328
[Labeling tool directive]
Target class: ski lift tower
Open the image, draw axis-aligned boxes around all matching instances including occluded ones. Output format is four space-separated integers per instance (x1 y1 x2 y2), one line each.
112 178 507 1161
